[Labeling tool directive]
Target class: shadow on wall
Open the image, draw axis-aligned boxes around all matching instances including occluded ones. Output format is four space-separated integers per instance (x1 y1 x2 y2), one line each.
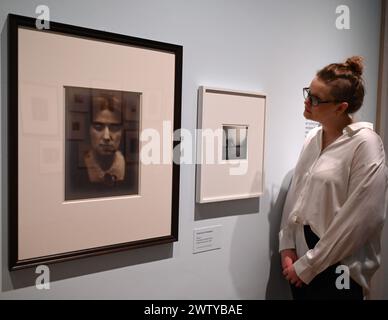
194 172 261 298
225 170 294 299
2 244 174 292
265 170 294 300
227 199 264 299
195 198 260 221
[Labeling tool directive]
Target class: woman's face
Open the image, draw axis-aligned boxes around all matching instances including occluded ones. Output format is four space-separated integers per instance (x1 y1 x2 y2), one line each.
303 77 340 124
90 109 123 156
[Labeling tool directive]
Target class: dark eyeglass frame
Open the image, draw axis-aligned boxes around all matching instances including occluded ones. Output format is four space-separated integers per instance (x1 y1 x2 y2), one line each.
303 87 341 107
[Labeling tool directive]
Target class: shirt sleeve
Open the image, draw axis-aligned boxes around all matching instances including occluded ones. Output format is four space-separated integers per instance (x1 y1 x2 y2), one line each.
293 133 388 284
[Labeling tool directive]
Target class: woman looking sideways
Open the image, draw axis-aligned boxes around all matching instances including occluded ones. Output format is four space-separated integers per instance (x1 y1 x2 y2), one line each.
279 56 387 300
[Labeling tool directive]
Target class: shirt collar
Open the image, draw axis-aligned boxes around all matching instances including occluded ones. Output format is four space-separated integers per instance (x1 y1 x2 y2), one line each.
343 121 374 135
84 150 125 183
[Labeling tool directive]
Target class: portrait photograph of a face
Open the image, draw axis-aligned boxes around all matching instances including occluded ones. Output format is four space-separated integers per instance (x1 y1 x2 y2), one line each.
65 87 141 201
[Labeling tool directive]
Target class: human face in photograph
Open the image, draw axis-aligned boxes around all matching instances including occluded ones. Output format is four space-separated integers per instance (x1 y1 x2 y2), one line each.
90 109 123 156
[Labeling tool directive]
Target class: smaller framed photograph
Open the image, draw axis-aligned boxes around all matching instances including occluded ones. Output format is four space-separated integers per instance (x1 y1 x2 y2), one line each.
196 86 266 203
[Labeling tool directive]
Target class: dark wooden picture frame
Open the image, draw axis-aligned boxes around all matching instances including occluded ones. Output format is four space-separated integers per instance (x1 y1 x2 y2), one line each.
7 14 182 270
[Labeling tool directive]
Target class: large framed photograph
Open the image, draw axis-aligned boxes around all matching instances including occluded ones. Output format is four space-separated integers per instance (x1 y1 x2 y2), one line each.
196 87 266 203
8 14 182 270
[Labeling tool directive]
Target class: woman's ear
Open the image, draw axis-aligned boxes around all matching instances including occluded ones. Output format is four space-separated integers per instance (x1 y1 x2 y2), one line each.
336 102 349 115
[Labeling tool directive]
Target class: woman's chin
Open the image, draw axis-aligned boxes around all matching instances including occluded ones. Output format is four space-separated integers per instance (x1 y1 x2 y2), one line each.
303 110 312 119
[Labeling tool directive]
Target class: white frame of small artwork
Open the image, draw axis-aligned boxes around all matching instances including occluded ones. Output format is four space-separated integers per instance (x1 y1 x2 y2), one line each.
196 86 266 203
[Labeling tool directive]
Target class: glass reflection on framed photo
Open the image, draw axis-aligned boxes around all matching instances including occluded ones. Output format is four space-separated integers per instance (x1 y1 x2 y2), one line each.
65 87 140 200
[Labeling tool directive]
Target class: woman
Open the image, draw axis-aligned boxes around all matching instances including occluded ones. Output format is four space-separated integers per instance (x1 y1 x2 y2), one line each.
279 56 387 300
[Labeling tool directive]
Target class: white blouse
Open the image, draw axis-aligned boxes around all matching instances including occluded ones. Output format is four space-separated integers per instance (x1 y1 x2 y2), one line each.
279 122 388 295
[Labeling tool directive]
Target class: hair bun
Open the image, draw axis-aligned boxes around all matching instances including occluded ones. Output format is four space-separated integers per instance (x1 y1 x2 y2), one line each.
345 56 364 77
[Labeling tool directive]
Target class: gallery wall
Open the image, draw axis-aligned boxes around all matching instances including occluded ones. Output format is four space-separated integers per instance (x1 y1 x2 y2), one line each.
0 0 384 299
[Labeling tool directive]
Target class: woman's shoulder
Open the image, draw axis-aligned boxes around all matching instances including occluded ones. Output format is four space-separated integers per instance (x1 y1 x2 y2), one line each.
349 123 385 161
349 122 382 145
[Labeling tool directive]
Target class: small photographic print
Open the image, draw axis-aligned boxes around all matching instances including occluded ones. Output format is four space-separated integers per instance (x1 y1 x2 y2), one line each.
222 125 248 160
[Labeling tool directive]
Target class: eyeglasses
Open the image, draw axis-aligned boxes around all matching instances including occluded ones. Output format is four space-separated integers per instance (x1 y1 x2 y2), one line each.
303 87 341 106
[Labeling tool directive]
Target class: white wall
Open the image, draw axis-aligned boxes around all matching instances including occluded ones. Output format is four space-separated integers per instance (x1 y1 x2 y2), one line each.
0 0 383 299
